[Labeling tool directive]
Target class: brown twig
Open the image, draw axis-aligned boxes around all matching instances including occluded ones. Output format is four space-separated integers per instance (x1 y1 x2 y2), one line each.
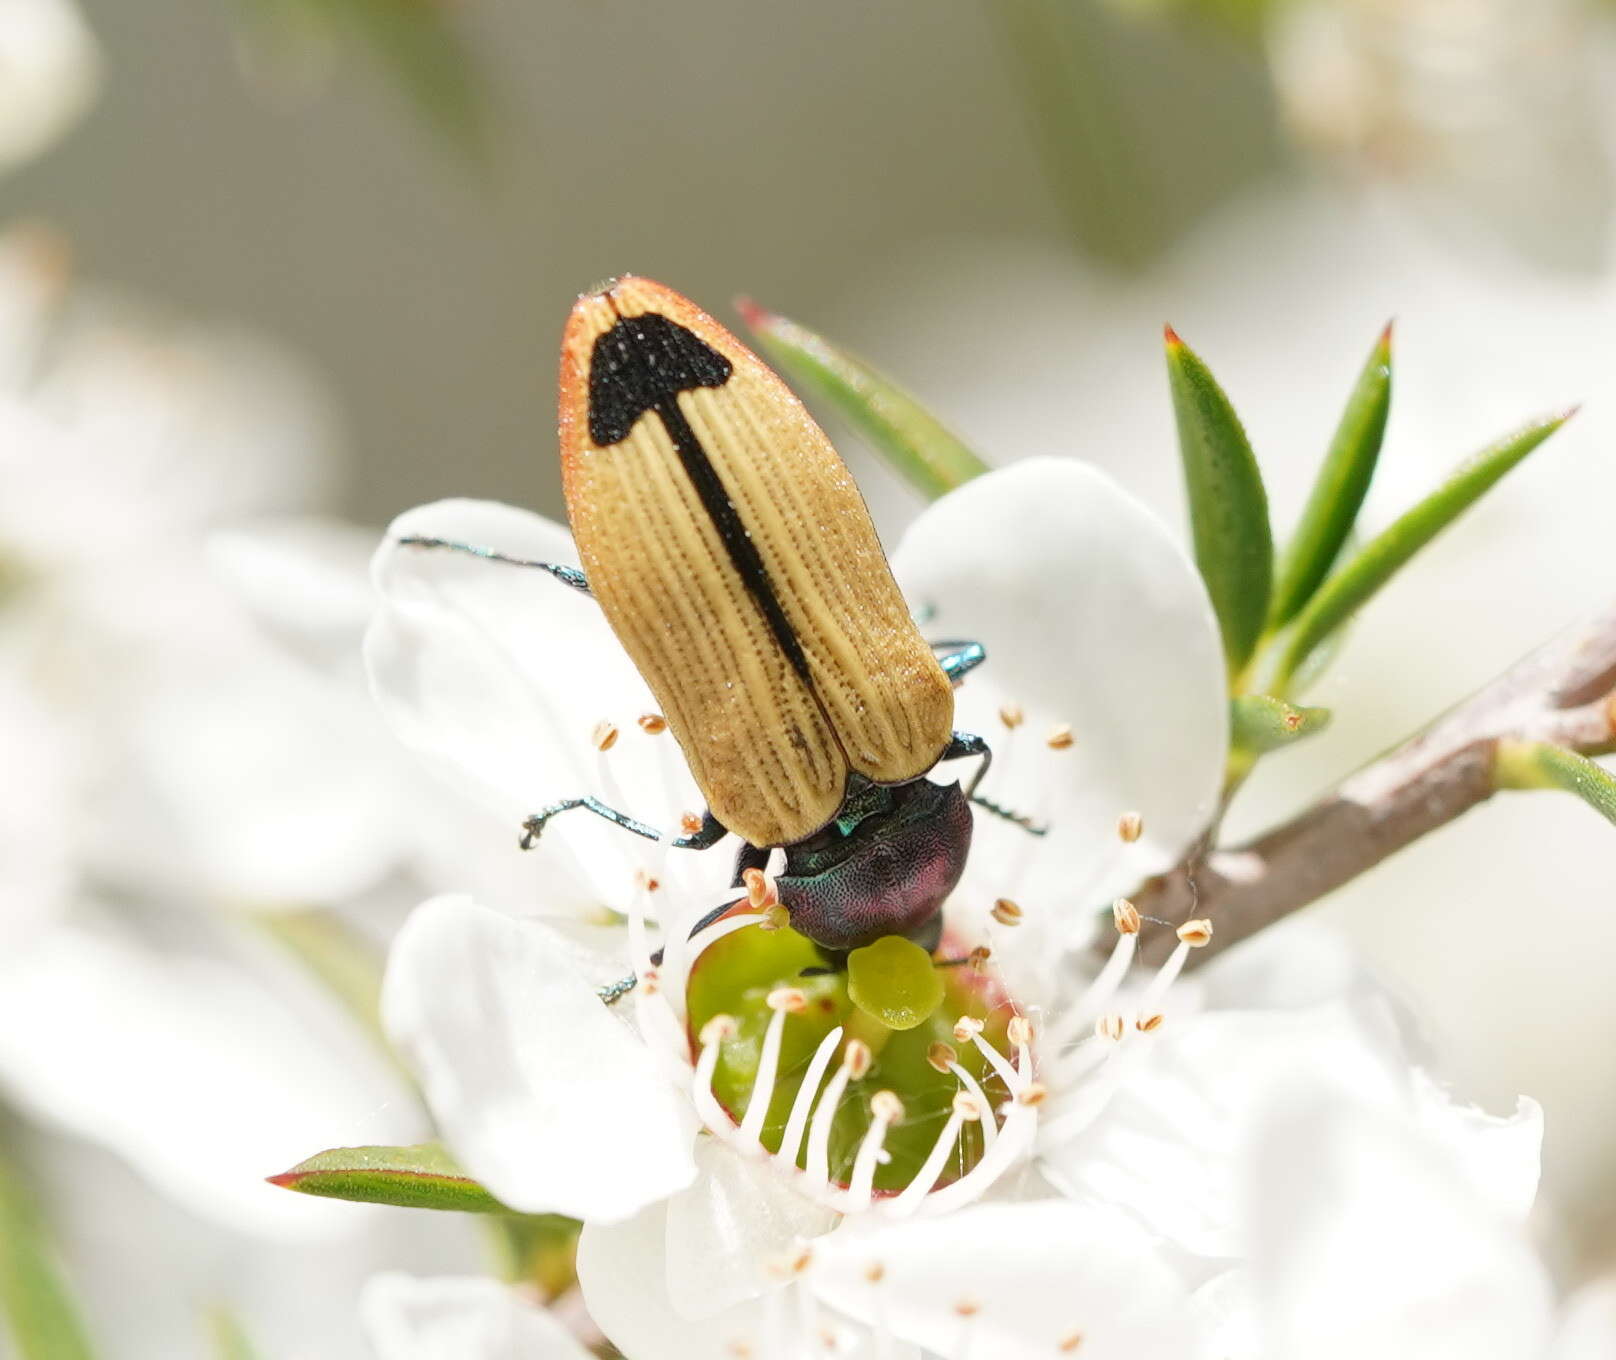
1128 602 1616 967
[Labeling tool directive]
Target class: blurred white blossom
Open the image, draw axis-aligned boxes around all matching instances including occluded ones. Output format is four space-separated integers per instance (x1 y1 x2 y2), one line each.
0 0 97 174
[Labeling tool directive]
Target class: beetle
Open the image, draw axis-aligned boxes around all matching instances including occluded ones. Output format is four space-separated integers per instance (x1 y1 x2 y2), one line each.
404 277 1037 956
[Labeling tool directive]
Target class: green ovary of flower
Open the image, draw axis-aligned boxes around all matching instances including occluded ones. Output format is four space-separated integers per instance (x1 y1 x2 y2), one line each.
686 922 1012 1196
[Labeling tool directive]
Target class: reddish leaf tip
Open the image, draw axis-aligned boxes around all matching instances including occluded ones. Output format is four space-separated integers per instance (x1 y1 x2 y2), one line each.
733 295 769 330
265 1172 299 1190
1379 317 1395 347
1163 323 1183 348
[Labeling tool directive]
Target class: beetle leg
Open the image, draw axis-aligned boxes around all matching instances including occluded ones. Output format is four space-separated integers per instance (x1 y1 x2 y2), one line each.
931 639 987 685
938 731 1049 837
397 536 592 596
939 730 993 796
519 799 727 850
731 841 770 888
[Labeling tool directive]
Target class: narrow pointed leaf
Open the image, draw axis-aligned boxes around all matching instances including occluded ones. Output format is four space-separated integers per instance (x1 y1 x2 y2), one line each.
1495 741 1616 825
1164 327 1273 679
1276 411 1574 687
736 298 990 499
0 1151 96 1360
1269 323 1393 628
268 1143 508 1213
1230 695 1331 755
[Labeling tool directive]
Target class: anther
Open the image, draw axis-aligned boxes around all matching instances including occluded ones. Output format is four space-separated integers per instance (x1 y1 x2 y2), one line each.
766 986 807 1013
633 868 661 893
1017 1082 1048 1107
591 720 619 752
952 1015 985 1042
991 898 1023 926
638 712 667 734
967 944 992 970
700 1014 738 1047
1059 1332 1085 1353
1095 1014 1125 1042
680 811 703 834
1177 918 1214 947
844 1038 873 1080
1136 1012 1165 1033
927 1041 957 1073
864 1262 885 1285
870 1089 905 1123
999 702 1024 729
951 1091 985 1121
1006 1015 1033 1046
1113 898 1141 935
1117 811 1144 843
1046 724 1075 750
743 867 779 909
953 1298 981 1318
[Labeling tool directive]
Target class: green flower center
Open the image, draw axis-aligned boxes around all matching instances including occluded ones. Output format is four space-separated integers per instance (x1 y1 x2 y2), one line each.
686 916 1017 1197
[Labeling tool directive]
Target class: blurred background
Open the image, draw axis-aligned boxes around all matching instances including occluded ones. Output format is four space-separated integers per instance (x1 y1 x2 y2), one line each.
4 0 1616 1353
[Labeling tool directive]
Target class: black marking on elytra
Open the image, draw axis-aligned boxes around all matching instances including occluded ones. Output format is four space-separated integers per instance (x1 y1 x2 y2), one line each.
588 313 812 683
587 312 732 445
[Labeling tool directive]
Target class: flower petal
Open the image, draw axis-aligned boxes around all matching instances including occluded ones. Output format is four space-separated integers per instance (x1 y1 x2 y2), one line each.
381 896 697 1221
361 1274 594 1360
812 1201 1196 1358
663 1137 837 1319
1037 1000 1411 1258
576 1200 768 1360
1553 1280 1616 1360
366 500 727 913
893 459 1227 936
0 0 98 173
1246 1092 1554 1360
0 922 414 1239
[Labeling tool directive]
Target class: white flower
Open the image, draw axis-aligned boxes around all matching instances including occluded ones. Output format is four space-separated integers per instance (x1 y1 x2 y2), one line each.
361 1273 596 1360
1203 1084 1614 1360
0 0 98 174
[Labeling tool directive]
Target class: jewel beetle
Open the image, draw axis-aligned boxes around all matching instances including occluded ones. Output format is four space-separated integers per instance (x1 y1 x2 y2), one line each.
405 277 1036 955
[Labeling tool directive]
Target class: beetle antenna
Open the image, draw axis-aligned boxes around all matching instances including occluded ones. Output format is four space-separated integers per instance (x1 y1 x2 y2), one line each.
597 972 639 1005
397 536 592 596
970 794 1049 837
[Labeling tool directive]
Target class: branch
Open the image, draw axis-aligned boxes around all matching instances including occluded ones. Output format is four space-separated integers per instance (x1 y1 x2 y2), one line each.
1129 601 1616 967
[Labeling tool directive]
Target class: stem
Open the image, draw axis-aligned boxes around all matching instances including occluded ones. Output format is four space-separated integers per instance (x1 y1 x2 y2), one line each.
1124 601 1616 967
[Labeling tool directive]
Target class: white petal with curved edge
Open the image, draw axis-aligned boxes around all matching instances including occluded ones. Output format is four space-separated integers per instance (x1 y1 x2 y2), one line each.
1247 1093 1554 1360
382 897 697 1221
577 1200 768 1360
664 1137 837 1319
367 499 730 914
894 460 1227 943
0 0 98 173
813 1201 1196 1358
0 923 411 1239
1037 1000 1410 1258
361 1274 594 1360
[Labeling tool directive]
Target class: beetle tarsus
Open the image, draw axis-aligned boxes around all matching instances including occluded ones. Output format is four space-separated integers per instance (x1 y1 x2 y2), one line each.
519 798 727 850
398 536 592 596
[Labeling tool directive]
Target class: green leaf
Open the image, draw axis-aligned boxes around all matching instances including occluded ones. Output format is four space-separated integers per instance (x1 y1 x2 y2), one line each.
1275 410 1575 688
1230 695 1331 755
0 1150 96 1360
1164 327 1273 680
268 1143 508 1213
736 299 990 500
1269 323 1393 628
1494 741 1616 825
